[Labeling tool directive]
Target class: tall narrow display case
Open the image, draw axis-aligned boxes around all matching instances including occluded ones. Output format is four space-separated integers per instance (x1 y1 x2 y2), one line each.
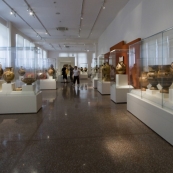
40 58 57 89
127 27 173 145
97 54 111 94
0 47 42 114
110 49 133 103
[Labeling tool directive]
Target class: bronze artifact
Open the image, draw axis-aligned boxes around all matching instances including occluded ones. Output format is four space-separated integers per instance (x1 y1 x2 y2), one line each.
18 66 25 76
147 65 159 90
116 61 126 74
157 65 172 93
3 67 15 83
139 72 149 91
102 63 110 81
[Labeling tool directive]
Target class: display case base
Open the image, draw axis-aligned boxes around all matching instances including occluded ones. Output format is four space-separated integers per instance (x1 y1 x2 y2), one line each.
40 79 57 90
127 93 173 146
97 81 110 94
80 73 88 79
111 84 132 103
92 78 98 88
0 83 42 114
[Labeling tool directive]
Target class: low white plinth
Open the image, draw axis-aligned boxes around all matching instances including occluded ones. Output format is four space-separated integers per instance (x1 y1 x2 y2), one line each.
80 73 88 79
110 74 132 103
97 81 110 94
92 78 98 88
110 83 132 103
2 83 15 93
40 79 57 89
0 80 5 90
127 92 173 145
0 84 42 114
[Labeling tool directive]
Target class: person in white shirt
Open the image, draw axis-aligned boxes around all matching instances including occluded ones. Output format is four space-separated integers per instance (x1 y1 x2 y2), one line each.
73 66 80 86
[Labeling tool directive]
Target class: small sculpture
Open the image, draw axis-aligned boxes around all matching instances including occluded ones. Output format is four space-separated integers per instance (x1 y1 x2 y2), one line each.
80 67 83 72
21 78 36 85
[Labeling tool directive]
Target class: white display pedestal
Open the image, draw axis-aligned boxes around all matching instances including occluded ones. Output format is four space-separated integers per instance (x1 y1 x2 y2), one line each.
92 78 98 88
110 74 133 103
97 80 110 94
0 83 42 114
40 77 57 90
80 72 88 79
0 80 5 90
127 92 173 145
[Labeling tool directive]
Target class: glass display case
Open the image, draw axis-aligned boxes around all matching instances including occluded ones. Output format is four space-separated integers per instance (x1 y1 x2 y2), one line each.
0 47 42 114
91 58 98 79
97 54 105 81
0 47 40 92
129 27 173 111
109 49 129 84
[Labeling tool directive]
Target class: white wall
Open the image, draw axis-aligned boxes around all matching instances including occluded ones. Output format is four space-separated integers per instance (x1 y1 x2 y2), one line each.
48 51 94 73
98 0 173 55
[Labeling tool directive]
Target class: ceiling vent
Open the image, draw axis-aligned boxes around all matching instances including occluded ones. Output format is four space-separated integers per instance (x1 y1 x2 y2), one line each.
56 27 68 31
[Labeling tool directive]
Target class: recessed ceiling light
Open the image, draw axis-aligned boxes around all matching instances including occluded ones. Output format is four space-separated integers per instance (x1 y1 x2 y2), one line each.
45 32 48 35
81 17 83 20
102 6 105 9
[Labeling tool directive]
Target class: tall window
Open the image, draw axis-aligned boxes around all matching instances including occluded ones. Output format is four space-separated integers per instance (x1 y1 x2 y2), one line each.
0 22 9 67
78 53 87 67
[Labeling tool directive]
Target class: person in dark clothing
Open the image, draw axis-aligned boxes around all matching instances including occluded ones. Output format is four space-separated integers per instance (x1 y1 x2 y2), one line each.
62 65 67 82
69 65 74 83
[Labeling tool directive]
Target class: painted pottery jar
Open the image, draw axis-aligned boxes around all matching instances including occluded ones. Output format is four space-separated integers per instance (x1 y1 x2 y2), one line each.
157 65 172 93
3 67 15 83
48 68 55 76
139 72 149 91
18 66 25 76
147 65 159 90
102 63 110 81
116 61 126 74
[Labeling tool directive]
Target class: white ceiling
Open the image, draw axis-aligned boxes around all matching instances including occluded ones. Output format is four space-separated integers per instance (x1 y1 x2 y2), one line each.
0 0 129 52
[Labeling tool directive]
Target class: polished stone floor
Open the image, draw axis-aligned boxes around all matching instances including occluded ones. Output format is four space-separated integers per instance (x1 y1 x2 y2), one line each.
1 80 173 173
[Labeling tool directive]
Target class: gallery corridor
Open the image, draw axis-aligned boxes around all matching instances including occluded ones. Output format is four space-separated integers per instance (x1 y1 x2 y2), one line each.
1 80 173 173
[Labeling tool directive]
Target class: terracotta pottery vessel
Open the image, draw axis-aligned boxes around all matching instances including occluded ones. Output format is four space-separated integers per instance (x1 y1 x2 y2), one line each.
116 61 126 74
18 66 25 76
139 72 149 91
157 65 172 93
147 65 159 90
3 67 15 83
48 68 55 76
21 78 36 85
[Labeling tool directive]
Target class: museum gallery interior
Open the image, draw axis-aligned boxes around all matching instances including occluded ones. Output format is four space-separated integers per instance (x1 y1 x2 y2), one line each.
1 0 173 172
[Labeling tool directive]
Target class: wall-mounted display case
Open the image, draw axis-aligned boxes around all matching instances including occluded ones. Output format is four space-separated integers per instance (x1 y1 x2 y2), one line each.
127 27 173 145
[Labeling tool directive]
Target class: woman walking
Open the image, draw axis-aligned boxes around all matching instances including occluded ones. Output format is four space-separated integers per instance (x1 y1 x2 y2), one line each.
73 66 80 87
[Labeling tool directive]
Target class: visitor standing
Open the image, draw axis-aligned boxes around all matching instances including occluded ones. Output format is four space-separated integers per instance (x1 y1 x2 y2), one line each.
73 66 80 87
69 65 74 83
62 65 67 83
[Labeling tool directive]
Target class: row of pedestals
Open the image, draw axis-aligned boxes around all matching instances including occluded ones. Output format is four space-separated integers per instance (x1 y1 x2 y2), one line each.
93 74 132 103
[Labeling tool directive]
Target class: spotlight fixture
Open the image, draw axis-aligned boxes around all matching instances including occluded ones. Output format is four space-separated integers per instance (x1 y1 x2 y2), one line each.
10 9 16 17
102 6 105 9
81 17 83 20
45 32 48 35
